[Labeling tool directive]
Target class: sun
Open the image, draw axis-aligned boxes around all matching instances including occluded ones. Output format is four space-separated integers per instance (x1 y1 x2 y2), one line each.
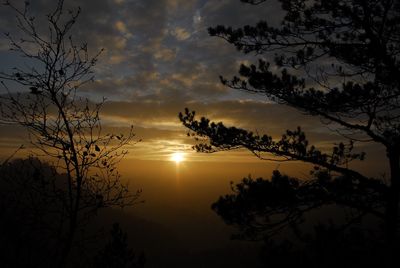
170 152 185 163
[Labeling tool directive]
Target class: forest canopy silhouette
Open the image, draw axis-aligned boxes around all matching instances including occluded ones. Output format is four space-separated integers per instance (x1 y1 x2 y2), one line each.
180 0 400 265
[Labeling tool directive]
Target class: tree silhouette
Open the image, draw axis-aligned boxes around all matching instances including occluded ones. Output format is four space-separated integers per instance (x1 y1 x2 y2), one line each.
0 1 141 266
93 223 145 268
211 170 387 266
180 0 400 261
0 157 98 266
212 170 386 240
0 158 64 267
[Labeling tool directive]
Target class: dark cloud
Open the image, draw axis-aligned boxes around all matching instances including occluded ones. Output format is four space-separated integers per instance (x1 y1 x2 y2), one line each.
0 0 280 102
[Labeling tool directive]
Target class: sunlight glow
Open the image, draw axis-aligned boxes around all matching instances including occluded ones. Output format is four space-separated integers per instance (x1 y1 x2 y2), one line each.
170 152 185 163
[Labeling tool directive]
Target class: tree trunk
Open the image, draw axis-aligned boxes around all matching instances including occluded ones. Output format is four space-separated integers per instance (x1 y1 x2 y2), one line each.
386 148 400 264
58 211 78 267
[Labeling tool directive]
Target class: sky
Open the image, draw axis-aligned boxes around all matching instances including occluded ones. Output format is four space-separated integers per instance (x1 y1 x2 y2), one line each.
0 0 387 168
0 0 390 266
0 0 303 163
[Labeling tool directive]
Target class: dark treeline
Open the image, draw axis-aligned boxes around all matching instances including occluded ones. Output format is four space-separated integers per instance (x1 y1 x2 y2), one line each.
0 158 145 267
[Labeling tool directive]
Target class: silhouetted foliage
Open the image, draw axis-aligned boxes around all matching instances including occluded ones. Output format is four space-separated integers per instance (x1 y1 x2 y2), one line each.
211 169 389 266
180 0 400 264
93 223 145 268
0 1 141 266
257 222 384 267
0 158 144 267
212 170 386 240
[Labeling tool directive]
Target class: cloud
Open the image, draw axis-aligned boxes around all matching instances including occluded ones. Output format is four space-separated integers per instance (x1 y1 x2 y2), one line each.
170 27 191 41
114 20 128 35
154 47 177 61
0 0 387 173
99 98 335 140
0 0 266 104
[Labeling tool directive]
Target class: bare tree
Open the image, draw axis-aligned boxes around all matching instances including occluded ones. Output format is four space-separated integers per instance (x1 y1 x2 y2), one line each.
0 0 140 266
